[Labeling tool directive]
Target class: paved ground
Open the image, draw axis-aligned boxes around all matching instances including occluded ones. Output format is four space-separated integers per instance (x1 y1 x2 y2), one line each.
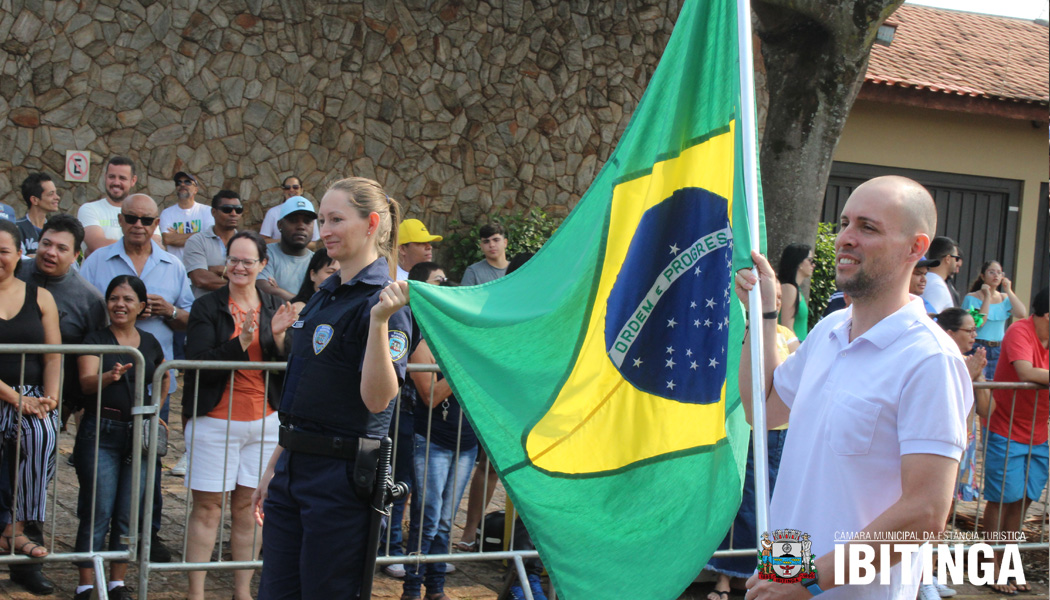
0 385 1044 599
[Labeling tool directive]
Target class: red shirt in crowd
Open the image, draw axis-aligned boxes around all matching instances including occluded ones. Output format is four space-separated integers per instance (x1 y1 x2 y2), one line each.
988 318 1049 445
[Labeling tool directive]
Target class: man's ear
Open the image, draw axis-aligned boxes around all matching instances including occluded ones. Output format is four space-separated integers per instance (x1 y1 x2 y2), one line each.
908 233 930 263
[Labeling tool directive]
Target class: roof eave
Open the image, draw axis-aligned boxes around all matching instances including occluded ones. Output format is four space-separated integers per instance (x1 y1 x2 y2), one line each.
859 81 1049 123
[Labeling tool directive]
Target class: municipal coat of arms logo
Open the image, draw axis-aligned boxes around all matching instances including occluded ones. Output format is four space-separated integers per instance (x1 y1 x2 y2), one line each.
757 529 817 584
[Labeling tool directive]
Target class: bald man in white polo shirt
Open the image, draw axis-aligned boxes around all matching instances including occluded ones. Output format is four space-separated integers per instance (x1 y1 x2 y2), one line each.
736 176 972 600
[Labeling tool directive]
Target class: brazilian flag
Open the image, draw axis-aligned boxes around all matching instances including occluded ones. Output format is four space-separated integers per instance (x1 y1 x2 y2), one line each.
409 0 763 597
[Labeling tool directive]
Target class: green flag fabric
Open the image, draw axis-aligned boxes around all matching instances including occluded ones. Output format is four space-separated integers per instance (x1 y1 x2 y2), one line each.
409 0 764 597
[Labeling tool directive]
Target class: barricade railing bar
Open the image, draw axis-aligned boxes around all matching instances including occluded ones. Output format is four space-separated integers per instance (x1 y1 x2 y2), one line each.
129 360 1046 598
0 344 150 600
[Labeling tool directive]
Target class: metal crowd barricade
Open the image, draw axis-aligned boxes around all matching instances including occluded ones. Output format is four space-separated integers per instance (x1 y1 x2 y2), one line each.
0 344 150 600
945 380 1050 550
137 360 549 600
138 359 286 600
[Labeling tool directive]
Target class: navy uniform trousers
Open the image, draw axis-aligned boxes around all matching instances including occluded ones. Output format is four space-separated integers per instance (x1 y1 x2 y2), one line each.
259 449 373 600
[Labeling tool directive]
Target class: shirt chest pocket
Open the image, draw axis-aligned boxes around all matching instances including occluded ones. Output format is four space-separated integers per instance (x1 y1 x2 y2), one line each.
827 393 881 456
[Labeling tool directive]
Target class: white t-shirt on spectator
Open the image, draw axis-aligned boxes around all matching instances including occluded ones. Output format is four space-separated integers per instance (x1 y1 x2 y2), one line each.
259 204 320 241
159 202 214 261
770 298 972 600
922 271 955 313
77 198 123 242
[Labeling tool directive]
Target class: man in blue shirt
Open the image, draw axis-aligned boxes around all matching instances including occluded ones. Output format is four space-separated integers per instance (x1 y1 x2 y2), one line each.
80 193 194 562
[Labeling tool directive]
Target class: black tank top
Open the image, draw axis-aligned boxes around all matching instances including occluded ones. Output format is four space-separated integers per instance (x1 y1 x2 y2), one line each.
0 283 44 386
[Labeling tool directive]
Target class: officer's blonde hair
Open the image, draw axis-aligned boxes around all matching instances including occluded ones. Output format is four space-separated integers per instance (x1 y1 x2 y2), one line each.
327 177 402 280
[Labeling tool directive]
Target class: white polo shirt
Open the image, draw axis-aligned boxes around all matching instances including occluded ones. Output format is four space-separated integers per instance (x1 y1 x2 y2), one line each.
922 271 955 313
770 297 972 599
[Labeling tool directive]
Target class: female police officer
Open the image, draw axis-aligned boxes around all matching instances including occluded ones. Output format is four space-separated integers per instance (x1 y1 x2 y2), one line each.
251 177 412 599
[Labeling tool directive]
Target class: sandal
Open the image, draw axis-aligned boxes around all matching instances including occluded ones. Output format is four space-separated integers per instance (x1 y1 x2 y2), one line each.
1010 577 1030 593
985 582 1018 596
706 591 729 600
454 540 478 552
0 534 48 558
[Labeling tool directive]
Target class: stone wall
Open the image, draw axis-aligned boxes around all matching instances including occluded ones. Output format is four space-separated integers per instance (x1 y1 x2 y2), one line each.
0 0 680 237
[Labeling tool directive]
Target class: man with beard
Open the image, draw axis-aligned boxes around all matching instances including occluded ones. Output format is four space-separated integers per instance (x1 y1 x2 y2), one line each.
736 176 972 600
10 215 106 595
77 156 161 255
159 171 213 262
81 193 194 563
256 196 315 301
16 173 62 256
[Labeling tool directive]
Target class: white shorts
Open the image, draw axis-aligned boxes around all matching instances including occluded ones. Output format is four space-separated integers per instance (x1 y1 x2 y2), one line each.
184 413 280 493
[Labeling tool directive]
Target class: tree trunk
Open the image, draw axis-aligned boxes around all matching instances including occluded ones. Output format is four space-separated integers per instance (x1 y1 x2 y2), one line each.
752 0 904 272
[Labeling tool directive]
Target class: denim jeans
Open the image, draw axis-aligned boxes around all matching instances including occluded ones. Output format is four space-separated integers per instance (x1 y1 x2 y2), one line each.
73 415 146 567
403 434 478 596
973 341 1001 381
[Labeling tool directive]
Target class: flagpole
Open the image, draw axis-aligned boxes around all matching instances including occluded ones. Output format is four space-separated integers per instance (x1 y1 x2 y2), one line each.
735 0 771 545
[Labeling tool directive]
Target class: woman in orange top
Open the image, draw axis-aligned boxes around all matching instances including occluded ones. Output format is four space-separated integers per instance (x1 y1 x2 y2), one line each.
182 231 296 600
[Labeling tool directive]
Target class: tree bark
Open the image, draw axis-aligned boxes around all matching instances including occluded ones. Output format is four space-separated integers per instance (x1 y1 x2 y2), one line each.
752 0 904 272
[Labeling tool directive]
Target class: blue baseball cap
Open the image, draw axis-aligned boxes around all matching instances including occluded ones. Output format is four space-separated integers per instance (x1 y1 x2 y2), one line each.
278 196 316 220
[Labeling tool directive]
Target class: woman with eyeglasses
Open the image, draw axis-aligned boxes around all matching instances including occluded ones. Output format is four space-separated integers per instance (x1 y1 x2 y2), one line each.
962 260 1028 379
182 231 296 600
936 306 992 478
776 243 815 342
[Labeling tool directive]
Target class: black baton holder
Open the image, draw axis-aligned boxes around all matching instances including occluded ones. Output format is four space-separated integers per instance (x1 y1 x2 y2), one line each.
360 436 409 599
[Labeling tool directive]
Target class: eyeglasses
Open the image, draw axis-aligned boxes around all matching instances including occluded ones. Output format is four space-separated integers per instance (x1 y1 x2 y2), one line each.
121 213 156 226
805 257 816 264
217 205 245 214
226 257 259 267
282 185 302 191
956 327 977 334
950 255 962 260
174 179 195 186
429 276 447 284
985 270 1003 276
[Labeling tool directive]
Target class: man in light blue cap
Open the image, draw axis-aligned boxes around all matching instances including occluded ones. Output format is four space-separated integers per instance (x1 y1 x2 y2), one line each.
257 195 316 301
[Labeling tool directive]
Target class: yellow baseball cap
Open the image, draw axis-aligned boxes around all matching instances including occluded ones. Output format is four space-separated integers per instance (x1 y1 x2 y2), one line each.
398 219 443 245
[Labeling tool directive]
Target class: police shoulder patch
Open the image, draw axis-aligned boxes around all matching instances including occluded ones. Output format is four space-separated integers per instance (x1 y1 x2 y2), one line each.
388 330 409 362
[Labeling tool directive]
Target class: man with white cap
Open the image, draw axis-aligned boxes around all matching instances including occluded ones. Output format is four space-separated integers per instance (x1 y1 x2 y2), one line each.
256 196 316 301
396 218 443 281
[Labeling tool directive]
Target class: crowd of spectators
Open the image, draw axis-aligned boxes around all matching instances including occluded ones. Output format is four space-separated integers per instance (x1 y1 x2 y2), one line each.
0 162 1045 600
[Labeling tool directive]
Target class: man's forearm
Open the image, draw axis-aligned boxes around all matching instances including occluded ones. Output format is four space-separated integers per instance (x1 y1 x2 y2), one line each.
162 231 193 247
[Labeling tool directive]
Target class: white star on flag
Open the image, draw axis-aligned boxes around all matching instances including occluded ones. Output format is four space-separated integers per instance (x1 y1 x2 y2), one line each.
708 357 719 368
705 298 716 308
667 318 677 328
665 357 676 369
669 243 680 254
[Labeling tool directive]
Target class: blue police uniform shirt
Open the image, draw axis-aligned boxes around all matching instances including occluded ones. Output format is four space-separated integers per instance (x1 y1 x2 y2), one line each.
281 257 413 439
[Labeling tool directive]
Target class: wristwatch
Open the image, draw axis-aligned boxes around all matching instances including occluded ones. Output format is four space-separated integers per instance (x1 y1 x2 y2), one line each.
170 307 178 320
801 576 823 596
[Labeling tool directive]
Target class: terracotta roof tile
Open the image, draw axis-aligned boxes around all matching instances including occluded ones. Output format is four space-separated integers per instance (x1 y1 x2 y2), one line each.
866 4 1048 105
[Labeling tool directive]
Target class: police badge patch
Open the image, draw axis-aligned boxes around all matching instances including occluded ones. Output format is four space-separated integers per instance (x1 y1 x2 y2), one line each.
313 324 334 355
389 330 409 362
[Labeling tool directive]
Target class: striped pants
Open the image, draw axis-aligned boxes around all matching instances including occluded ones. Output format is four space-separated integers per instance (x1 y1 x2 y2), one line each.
0 386 59 523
